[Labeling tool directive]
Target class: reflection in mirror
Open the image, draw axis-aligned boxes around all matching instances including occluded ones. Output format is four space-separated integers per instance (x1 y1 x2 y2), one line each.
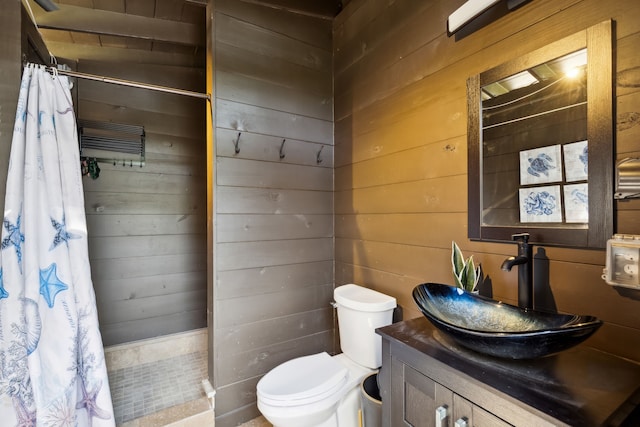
467 21 613 248
482 49 588 228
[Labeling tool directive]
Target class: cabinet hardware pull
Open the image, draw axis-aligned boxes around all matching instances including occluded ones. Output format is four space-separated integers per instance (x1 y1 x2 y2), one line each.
435 405 448 427
455 417 468 427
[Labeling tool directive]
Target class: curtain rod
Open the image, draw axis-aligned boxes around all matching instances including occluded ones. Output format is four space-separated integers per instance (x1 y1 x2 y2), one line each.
54 67 211 101
482 101 586 131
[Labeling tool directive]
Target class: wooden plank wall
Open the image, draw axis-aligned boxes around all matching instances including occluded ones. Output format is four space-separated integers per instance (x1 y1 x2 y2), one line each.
211 1 334 425
0 1 22 230
334 0 640 363
78 60 208 345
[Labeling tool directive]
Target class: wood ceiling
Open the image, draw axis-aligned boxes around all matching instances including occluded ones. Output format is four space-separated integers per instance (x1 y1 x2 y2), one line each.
25 0 343 70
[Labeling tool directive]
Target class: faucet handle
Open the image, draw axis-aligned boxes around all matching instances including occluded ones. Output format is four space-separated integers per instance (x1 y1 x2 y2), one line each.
511 233 530 243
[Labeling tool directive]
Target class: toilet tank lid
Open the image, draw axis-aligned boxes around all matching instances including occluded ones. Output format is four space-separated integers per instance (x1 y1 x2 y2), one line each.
334 284 397 312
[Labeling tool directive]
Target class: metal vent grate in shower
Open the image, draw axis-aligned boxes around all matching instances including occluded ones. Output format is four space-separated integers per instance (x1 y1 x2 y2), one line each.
78 119 145 163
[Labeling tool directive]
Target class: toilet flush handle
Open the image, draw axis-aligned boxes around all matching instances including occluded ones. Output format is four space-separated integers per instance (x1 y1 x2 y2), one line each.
330 301 338 309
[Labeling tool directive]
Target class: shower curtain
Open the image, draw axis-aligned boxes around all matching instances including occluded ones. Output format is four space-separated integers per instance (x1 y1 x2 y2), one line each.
0 64 114 426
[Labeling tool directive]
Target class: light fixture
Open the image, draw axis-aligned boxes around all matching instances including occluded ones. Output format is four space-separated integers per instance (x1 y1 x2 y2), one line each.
34 0 59 12
565 67 581 79
447 0 501 35
448 0 532 36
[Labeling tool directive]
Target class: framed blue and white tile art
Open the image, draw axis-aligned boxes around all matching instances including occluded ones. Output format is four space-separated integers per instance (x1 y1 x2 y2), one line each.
564 183 589 223
519 185 563 223
519 145 563 185
563 140 588 182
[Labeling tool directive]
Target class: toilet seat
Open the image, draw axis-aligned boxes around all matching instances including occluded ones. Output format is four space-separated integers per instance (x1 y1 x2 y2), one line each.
257 352 348 407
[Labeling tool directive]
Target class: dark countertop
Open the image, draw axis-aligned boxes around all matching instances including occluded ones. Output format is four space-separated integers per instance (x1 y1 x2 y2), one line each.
377 317 640 426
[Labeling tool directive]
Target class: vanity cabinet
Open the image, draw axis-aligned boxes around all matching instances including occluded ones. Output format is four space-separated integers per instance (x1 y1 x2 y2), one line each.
398 360 511 427
377 318 640 427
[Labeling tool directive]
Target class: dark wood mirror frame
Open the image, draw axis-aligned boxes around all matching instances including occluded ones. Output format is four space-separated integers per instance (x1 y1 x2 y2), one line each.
467 20 614 248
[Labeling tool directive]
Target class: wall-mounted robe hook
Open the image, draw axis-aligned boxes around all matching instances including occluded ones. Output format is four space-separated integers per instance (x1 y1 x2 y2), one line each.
279 139 286 159
316 145 324 164
234 132 241 154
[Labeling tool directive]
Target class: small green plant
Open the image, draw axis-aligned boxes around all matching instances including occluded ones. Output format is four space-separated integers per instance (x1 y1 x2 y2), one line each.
451 241 483 292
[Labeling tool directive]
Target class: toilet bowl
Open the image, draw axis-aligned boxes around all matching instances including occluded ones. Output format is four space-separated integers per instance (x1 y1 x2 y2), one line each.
256 284 396 427
257 352 370 427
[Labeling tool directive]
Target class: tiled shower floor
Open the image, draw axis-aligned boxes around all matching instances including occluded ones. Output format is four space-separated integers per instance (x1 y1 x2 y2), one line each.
107 351 208 425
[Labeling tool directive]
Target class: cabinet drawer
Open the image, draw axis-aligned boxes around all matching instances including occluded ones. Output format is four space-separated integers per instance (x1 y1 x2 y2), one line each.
472 405 513 427
454 394 512 427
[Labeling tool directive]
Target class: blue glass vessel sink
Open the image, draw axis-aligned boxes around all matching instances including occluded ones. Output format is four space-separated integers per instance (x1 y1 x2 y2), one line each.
412 283 602 359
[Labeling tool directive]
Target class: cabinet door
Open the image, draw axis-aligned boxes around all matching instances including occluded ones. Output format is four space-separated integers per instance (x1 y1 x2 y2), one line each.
453 394 513 427
392 358 454 427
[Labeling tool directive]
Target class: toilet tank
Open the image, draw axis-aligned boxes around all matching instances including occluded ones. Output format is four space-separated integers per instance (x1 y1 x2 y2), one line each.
334 284 397 369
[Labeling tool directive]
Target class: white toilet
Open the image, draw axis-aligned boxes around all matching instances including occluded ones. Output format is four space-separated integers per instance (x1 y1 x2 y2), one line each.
256 284 397 427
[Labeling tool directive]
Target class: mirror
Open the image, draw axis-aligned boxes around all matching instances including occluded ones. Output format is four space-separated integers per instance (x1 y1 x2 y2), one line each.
467 21 613 248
